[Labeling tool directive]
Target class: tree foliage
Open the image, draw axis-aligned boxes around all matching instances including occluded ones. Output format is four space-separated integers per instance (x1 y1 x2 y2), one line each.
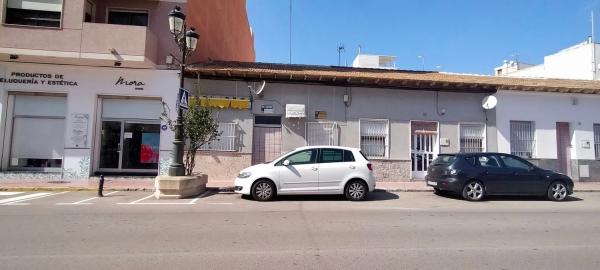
182 101 220 176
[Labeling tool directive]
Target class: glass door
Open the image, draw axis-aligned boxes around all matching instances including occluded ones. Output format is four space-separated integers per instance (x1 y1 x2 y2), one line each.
98 120 160 172
99 121 122 169
122 122 160 170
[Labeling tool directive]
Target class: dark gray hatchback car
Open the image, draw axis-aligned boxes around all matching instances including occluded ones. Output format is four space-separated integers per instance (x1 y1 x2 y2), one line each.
425 153 574 201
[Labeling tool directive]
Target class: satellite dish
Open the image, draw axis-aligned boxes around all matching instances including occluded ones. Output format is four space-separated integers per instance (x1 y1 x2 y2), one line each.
482 95 498 110
247 80 266 95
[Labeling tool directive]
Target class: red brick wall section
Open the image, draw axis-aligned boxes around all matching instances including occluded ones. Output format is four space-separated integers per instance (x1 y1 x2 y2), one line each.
186 0 256 63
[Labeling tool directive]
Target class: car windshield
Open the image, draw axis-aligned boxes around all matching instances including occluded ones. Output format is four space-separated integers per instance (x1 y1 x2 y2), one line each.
431 155 457 166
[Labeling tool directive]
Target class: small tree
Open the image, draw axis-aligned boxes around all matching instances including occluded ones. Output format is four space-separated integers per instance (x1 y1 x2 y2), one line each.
182 101 220 176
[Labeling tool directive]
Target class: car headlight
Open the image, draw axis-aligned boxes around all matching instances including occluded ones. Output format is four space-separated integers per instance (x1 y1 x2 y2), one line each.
238 172 252 178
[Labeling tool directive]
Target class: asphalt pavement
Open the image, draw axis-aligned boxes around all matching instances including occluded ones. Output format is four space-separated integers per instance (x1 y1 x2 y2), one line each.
1 190 599 270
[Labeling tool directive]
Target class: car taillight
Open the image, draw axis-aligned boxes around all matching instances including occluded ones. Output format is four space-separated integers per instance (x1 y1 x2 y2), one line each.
367 163 373 171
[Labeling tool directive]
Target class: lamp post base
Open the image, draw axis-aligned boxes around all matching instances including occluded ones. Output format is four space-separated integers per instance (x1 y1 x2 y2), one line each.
154 174 208 199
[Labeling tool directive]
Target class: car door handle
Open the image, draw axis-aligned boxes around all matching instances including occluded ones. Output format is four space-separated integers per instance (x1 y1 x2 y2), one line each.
349 165 356 169
312 167 318 171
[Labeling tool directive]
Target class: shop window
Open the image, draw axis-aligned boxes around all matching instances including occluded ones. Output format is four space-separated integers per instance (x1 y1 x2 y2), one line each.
306 122 338 146
107 9 149 26
360 119 389 158
200 123 238 152
594 124 600 160
9 95 66 170
460 123 485 153
4 0 63 27
510 121 535 159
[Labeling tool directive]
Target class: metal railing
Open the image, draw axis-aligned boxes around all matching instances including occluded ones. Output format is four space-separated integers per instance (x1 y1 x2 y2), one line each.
200 122 237 152
460 123 485 153
306 122 338 146
360 119 388 158
510 121 535 158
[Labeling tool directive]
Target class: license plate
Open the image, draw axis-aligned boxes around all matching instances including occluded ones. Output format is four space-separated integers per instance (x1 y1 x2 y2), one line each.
427 181 437 186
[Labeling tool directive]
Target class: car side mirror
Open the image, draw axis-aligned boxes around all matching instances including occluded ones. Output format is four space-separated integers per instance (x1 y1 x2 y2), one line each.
283 160 290 166
529 166 536 172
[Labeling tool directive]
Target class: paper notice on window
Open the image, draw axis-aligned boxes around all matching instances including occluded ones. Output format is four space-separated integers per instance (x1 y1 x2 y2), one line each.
124 132 133 139
70 113 89 148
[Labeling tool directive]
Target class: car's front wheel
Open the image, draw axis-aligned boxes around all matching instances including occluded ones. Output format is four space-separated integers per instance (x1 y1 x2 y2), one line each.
251 179 275 201
345 180 368 201
462 181 485 201
548 181 568 201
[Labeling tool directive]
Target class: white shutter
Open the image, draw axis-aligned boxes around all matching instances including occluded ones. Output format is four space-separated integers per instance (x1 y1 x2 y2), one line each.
14 95 66 117
7 0 63 12
102 99 161 120
11 117 65 160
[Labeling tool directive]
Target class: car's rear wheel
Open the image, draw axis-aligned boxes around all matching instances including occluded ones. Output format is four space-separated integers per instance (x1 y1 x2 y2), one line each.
345 180 368 201
251 179 275 201
548 181 568 201
462 181 485 201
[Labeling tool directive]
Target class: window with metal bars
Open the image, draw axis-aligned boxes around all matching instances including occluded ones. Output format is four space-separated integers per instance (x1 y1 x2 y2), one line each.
594 124 600 160
200 123 238 151
510 121 535 158
359 119 389 158
305 122 338 146
460 123 485 153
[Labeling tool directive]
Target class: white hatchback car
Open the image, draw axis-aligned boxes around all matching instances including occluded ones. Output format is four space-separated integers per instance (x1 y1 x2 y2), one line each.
234 146 376 201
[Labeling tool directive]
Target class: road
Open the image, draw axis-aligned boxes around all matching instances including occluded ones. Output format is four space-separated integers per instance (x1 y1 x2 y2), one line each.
1 190 600 270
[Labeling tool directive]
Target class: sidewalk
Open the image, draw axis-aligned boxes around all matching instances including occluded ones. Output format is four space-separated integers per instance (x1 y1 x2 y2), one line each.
1 177 600 192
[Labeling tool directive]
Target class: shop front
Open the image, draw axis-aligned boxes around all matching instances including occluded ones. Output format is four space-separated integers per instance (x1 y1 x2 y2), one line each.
0 62 178 181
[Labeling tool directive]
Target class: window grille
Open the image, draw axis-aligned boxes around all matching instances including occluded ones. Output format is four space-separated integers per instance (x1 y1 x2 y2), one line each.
460 123 485 153
594 124 600 159
200 123 237 151
306 122 338 146
510 121 535 158
360 119 389 158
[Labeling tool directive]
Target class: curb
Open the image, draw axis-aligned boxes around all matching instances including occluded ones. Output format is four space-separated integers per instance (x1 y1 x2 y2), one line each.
2 187 600 193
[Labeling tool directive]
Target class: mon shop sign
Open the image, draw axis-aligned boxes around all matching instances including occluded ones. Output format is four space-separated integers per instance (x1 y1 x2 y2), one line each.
0 72 78 86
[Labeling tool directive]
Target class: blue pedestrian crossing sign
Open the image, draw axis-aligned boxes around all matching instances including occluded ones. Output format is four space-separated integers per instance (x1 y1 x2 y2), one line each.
178 88 189 110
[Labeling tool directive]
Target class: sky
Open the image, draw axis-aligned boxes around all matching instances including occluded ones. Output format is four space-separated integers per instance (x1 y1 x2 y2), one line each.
247 0 600 75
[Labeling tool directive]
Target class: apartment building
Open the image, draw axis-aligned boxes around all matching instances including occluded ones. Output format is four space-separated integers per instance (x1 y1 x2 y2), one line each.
0 0 255 180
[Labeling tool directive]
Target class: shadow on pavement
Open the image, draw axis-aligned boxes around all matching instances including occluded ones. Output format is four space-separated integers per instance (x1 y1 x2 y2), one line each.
240 191 400 202
433 191 583 202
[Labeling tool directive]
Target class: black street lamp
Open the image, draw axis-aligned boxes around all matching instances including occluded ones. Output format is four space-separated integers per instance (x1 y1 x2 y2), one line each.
167 6 199 176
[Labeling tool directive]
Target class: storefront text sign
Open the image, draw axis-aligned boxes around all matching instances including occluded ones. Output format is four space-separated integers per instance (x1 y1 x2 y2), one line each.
0 72 78 86
115 76 145 91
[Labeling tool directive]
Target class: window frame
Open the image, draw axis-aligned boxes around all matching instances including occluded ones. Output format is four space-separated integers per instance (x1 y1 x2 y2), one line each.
459 122 486 153
105 7 150 27
594 124 600 160
275 149 318 166
359 118 389 159
3 0 65 28
199 122 238 152
317 148 354 164
509 120 536 159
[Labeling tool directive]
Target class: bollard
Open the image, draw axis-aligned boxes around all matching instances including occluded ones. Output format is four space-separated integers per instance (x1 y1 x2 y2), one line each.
98 175 105 197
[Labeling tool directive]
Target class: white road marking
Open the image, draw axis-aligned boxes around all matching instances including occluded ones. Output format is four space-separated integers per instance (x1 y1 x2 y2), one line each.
117 194 155 205
0 193 51 204
2 191 69 205
189 198 200 204
120 202 196 205
56 191 120 205
0 192 23 196
207 202 233 205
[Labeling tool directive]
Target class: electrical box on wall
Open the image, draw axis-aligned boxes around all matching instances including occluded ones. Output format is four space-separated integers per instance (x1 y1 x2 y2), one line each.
581 140 592 149
439 138 451 147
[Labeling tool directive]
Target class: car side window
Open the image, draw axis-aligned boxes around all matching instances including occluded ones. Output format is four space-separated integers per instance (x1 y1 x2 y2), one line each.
477 155 501 168
278 150 316 166
499 155 531 170
464 156 477 167
344 150 355 162
319 149 344 163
